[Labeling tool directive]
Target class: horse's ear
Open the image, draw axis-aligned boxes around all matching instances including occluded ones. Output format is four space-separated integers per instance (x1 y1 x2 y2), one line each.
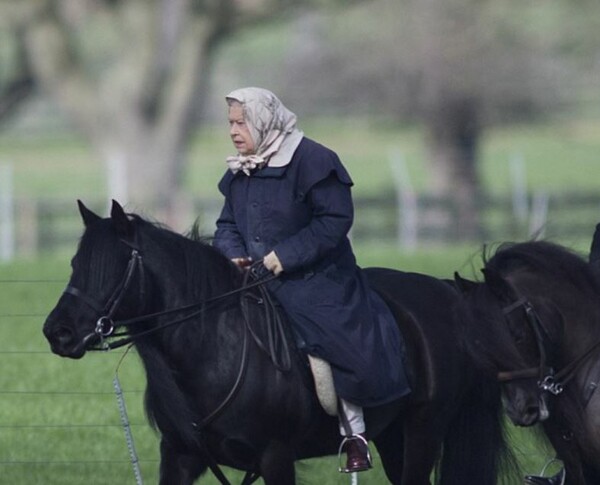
110 200 134 240
454 272 477 293
481 268 515 301
78 200 101 227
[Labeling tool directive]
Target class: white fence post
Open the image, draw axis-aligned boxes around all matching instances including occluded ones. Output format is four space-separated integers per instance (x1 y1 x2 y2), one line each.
107 152 128 209
389 150 417 251
529 191 549 240
0 163 15 262
510 153 528 225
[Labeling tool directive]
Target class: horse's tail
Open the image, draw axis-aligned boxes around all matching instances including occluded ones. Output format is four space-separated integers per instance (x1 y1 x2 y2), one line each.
436 377 519 485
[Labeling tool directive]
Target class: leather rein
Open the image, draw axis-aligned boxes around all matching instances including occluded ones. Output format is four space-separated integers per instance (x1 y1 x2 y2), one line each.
64 242 277 352
496 297 600 397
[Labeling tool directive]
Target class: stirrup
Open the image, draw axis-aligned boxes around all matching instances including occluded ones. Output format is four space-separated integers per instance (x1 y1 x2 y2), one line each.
524 468 566 485
337 434 372 473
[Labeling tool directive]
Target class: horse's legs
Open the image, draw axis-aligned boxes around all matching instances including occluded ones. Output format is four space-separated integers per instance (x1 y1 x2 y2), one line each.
159 438 207 485
258 440 296 485
400 409 443 485
373 417 405 485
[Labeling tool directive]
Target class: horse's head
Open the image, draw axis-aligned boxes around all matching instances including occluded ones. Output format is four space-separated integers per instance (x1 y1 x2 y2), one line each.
455 267 556 427
43 200 145 358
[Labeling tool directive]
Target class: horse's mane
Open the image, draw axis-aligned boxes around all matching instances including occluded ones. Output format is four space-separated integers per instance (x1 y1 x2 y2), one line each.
484 240 598 297
132 214 243 299
459 240 599 375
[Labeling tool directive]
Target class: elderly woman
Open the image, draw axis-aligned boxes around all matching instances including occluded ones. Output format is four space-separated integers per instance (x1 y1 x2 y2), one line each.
213 87 410 473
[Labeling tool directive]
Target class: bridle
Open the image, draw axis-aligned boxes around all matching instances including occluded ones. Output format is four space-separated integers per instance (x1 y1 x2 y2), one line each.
63 242 277 352
497 296 600 397
496 297 560 392
63 241 145 350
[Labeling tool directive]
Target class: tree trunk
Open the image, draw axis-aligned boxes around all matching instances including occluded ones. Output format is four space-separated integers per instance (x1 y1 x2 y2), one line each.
425 96 483 241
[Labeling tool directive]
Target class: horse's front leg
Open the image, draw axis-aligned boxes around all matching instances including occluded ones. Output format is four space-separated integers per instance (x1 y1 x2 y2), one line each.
258 440 296 485
542 421 586 485
400 408 444 485
159 437 207 485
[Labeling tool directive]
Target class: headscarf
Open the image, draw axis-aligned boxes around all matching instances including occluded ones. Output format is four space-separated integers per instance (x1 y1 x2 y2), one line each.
225 87 304 176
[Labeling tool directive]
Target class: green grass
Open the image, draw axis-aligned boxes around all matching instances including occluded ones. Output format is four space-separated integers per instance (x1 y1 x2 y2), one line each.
0 251 557 484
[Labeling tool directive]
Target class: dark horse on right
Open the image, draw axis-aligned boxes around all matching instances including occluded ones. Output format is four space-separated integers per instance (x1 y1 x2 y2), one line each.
43 201 515 484
455 240 600 485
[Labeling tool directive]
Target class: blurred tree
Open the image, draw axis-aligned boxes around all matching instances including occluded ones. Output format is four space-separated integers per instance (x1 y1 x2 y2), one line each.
0 0 300 219
0 19 36 124
279 0 599 240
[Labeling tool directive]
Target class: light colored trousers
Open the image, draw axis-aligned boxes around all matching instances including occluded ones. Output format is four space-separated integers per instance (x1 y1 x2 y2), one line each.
338 398 365 436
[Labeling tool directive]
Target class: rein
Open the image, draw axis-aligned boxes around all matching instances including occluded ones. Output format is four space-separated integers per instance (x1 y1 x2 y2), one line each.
65 246 277 351
497 297 600 397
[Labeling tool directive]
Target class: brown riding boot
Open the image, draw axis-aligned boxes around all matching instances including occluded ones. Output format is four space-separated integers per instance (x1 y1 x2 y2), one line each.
339 434 372 473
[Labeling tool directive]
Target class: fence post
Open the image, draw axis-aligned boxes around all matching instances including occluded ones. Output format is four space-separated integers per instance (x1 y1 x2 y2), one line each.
510 153 528 225
107 152 128 209
17 198 39 257
529 191 549 239
0 163 15 262
389 150 417 251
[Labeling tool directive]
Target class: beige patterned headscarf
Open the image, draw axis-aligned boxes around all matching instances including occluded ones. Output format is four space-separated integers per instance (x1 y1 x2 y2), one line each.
225 87 304 176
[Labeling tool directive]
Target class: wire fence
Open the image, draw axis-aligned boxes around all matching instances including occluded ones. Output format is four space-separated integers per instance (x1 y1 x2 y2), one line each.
0 278 162 484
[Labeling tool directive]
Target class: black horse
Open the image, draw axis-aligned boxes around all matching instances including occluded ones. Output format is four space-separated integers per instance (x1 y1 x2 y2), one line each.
455 241 600 485
43 200 513 485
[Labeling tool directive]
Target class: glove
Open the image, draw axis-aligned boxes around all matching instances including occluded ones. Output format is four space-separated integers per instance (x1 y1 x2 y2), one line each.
263 250 283 276
231 257 252 270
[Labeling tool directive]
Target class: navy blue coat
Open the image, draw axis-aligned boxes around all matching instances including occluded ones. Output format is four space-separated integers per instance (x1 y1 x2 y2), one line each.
214 137 410 407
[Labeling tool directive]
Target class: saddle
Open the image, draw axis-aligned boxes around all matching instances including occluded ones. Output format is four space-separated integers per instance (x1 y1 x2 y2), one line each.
241 279 339 416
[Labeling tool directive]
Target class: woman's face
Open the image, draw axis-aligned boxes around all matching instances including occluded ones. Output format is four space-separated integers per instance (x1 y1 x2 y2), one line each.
228 102 255 155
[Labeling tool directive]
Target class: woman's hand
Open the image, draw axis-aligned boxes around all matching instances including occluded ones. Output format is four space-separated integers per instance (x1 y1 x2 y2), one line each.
231 257 253 270
263 251 283 275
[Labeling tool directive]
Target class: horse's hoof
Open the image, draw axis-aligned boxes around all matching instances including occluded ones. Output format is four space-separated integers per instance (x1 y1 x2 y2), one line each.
524 468 565 485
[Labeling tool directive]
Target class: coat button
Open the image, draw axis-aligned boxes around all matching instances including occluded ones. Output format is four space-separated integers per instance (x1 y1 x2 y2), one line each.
254 236 260 242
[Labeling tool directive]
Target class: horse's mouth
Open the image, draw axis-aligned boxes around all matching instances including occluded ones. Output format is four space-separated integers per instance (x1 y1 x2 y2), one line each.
538 394 550 422
48 331 98 359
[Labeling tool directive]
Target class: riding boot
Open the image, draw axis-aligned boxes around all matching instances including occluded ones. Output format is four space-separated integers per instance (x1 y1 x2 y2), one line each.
524 468 566 485
340 434 372 473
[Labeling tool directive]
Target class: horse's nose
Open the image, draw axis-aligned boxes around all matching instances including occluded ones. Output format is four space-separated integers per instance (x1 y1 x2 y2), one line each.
519 405 541 427
44 322 76 349
504 385 544 427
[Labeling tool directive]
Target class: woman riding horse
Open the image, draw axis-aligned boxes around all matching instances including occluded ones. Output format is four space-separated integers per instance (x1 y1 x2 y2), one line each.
213 87 411 473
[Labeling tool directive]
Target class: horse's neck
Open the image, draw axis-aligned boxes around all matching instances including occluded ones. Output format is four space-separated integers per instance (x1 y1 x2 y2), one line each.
541 289 600 360
147 239 239 304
